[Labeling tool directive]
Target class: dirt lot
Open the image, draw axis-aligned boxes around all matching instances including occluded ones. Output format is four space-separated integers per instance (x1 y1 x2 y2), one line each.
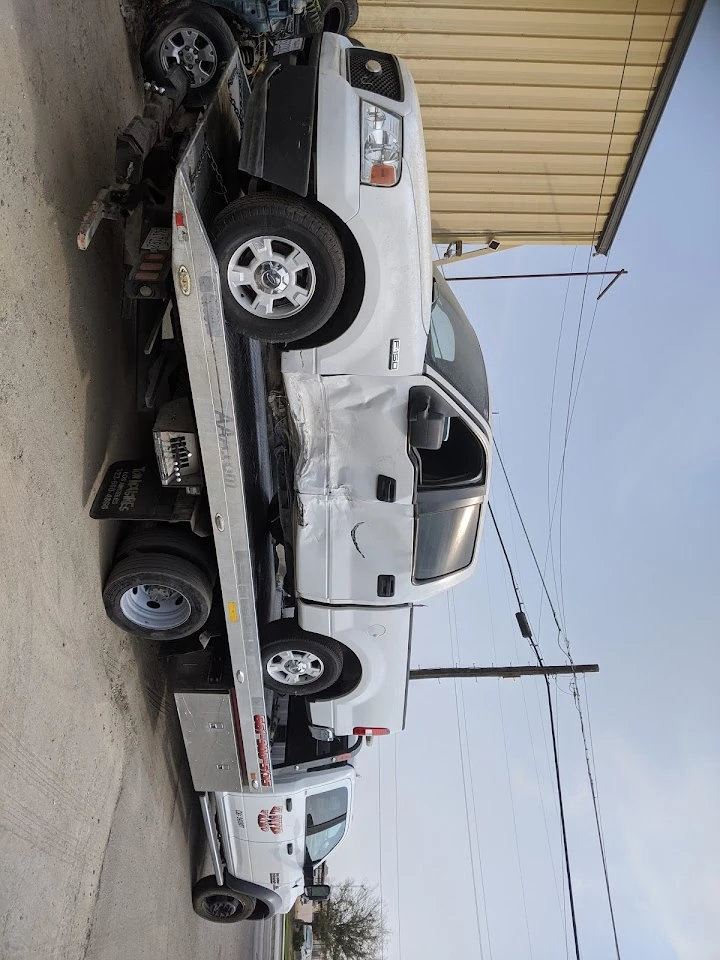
0 1 266 957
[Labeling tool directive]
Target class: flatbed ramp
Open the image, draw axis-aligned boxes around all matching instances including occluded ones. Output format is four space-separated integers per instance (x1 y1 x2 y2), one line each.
171 56 276 795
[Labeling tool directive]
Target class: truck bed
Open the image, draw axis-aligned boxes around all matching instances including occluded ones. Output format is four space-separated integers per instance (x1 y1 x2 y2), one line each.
171 56 280 795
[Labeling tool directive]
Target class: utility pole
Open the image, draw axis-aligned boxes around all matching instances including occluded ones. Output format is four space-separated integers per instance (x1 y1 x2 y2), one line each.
446 268 627 300
409 663 598 681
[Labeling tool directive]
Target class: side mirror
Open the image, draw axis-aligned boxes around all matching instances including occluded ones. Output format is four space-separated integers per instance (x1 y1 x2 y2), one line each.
408 392 448 451
305 884 331 902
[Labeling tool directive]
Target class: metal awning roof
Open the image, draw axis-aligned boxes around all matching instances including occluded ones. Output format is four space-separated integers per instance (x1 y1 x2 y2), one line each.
352 0 706 253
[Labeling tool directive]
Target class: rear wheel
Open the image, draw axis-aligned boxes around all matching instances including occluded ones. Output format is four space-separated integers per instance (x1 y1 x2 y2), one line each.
142 2 236 107
102 551 213 641
192 876 256 923
260 621 344 696
211 195 345 343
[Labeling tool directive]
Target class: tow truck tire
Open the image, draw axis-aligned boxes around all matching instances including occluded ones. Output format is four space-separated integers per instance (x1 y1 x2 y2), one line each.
305 0 358 32
260 623 344 696
113 527 216 583
142 2 236 108
102 552 213 641
321 0 359 33
192 876 256 923
211 196 346 344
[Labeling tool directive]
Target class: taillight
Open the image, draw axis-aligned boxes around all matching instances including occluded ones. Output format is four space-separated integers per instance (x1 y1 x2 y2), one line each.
353 727 390 736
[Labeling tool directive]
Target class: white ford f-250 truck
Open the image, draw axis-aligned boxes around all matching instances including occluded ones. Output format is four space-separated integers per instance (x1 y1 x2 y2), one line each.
81 13 492 924
208 31 493 739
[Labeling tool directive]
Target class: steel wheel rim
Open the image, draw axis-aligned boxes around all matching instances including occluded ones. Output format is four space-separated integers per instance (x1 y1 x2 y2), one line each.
159 26 218 88
266 649 325 687
226 235 317 319
204 893 241 919
119 583 191 630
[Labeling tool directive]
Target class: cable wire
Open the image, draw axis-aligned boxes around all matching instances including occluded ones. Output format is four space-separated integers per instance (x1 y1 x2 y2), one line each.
572 677 622 960
489 504 582 960
493 449 626 959
392 736 403 960
446 591 489 960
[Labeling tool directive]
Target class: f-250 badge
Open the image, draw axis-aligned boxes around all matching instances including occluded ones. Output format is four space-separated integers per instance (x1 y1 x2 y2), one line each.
258 806 283 834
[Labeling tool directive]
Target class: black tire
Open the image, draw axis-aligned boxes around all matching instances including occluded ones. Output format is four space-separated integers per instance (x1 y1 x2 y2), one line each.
211 195 345 344
114 526 216 583
260 621 344 697
305 0 358 33
192 876 256 923
321 0 359 33
142 2 236 108
102 552 213 641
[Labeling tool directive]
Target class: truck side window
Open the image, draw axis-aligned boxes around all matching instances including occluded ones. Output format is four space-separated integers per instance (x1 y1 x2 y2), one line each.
305 787 348 863
417 416 485 488
414 503 480 582
410 397 486 582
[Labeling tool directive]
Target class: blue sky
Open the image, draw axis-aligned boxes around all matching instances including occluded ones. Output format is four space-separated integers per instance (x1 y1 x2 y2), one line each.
333 3 720 958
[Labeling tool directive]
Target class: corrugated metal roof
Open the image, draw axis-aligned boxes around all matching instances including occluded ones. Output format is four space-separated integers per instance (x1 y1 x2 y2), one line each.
352 0 702 249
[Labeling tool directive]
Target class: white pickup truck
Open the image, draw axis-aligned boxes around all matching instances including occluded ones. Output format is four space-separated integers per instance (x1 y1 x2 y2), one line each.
206 31 493 739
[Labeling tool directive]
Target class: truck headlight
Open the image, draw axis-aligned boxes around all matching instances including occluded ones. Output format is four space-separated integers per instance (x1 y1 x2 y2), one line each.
360 101 402 187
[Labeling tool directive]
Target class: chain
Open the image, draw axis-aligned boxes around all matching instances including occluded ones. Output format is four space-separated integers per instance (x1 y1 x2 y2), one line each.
208 147 230 204
189 140 209 191
189 138 229 204
226 68 245 131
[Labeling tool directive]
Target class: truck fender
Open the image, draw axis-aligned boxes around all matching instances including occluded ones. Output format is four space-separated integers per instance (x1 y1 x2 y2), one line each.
225 873 284 918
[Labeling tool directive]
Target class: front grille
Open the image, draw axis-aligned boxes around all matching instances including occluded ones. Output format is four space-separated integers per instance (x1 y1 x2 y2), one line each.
346 49 403 102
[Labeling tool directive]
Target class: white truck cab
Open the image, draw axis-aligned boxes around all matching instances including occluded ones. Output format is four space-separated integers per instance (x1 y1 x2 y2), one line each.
211 764 355 917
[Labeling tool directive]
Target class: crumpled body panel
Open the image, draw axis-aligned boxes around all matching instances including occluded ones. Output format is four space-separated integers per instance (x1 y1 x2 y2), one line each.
284 372 416 604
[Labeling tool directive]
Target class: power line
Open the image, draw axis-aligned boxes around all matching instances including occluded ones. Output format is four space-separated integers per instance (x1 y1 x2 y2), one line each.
556 0 641 632
489 548 568 942
487 566 535 960
492 441 565 639
488 504 582 960
492 450 625 960
572 677 622 960
377 744 385 960
392 736 403 960
451 589 494 960
446 591 489 960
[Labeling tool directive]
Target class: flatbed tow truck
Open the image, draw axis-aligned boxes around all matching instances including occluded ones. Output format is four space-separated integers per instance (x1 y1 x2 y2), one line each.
79 13 493 922
79 52 362 923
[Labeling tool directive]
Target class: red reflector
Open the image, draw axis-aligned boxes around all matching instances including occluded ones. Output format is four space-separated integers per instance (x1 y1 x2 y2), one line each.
353 727 390 736
369 164 397 187
174 211 185 227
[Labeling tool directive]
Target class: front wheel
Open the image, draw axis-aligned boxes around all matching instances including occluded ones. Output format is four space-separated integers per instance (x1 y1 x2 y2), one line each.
211 195 345 343
260 621 344 696
192 876 256 923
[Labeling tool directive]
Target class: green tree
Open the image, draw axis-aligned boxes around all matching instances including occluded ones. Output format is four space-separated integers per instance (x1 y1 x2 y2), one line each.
313 879 388 960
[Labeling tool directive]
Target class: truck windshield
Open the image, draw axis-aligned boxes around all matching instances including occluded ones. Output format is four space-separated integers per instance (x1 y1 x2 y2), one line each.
425 271 490 422
306 787 349 864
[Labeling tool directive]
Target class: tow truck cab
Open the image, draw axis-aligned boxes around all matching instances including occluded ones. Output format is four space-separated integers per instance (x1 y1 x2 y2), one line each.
214 764 355 913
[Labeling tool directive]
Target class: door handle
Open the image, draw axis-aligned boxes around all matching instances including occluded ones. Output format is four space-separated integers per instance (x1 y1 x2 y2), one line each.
376 475 396 502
